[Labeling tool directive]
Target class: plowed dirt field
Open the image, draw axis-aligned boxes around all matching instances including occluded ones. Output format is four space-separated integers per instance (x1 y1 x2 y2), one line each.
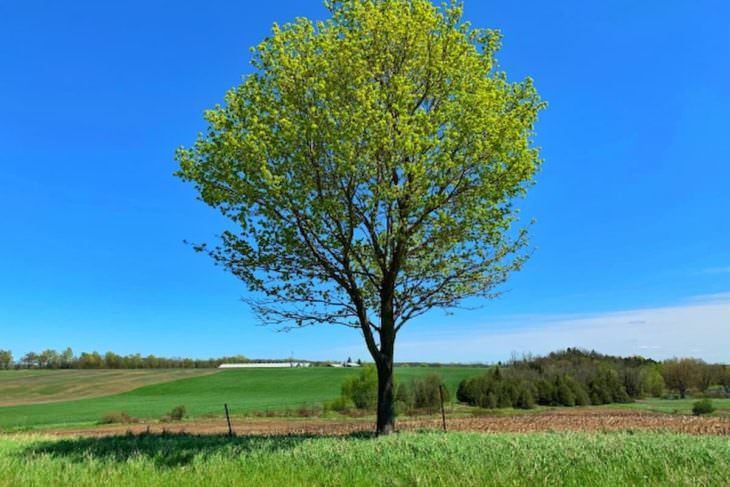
42 408 730 437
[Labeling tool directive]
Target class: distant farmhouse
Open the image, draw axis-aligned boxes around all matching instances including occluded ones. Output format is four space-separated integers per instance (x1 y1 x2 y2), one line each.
218 362 311 369
328 361 360 367
218 360 361 368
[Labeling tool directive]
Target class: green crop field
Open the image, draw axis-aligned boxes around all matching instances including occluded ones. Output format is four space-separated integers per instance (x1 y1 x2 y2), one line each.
0 369 216 407
0 367 484 431
1 431 728 486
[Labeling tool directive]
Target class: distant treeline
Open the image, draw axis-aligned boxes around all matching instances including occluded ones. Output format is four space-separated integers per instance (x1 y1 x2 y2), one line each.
0 348 489 370
457 348 730 409
0 348 261 369
394 362 489 368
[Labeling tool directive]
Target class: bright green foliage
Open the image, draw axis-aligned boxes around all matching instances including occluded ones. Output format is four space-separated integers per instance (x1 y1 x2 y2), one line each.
176 0 543 433
323 394 356 412
335 366 448 413
638 365 665 397
341 365 378 409
0 350 11 369
175 0 543 362
2 432 730 486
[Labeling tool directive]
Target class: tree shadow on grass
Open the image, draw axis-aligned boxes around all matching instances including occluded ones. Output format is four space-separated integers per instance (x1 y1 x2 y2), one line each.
24 431 376 468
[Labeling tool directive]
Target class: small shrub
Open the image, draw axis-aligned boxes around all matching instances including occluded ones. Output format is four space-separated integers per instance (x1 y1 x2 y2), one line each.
296 404 322 417
393 374 448 415
341 365 378 409
325 395 355 413
99 411 136 424
413 374 448 412
692 399 715 416
167 405 186 421
394 399 409 416
395 382 415 415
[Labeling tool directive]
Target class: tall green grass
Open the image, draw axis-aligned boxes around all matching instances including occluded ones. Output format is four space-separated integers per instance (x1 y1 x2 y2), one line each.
0 431 728 486
0 367 483 430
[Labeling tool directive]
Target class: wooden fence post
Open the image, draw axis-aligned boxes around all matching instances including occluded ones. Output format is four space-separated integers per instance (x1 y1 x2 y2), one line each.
224 403 234 437
438 385 447 432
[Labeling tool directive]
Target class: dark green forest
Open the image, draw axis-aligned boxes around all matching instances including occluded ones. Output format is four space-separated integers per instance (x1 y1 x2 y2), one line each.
457 349 730 408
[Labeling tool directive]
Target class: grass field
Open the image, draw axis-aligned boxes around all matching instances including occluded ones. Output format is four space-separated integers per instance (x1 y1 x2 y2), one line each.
0 367 483 431
1 431 728 486
615 397 730 415
0 369 215 407
3 369 729 486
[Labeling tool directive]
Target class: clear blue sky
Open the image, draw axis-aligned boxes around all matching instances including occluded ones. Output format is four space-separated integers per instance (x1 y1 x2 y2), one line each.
1 1 728 362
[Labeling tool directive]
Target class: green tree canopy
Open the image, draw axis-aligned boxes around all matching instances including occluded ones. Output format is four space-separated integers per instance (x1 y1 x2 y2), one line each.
0 350 12 369
176 0 544 433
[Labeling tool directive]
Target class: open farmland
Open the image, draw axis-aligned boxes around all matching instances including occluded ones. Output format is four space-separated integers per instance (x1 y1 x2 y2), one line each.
610 397 730 415
36 407 730 437
2 431 729 487
0 369 216 407
0 367 484 431
2 370 729 486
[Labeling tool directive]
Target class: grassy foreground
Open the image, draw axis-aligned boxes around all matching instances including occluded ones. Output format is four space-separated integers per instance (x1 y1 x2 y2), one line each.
0 367 482 430
0 431 728 486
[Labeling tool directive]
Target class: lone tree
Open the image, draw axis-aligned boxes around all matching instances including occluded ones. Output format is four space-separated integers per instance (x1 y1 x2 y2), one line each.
661 358 704 398
0 350 12 370
176 0 544 434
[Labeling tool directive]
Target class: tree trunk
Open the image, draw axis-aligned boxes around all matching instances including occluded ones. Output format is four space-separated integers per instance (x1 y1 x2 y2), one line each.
375 354 396 435
375 270 398 435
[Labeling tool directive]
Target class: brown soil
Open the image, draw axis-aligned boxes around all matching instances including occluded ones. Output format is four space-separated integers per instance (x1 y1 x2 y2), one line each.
38 408 730 437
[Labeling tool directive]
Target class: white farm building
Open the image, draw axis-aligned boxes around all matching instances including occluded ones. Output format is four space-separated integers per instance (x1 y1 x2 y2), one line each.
218 362 311 369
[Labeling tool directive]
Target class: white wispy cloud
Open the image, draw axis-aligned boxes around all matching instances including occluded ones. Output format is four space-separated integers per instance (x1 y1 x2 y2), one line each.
686 292 730 304
327 293 730 363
